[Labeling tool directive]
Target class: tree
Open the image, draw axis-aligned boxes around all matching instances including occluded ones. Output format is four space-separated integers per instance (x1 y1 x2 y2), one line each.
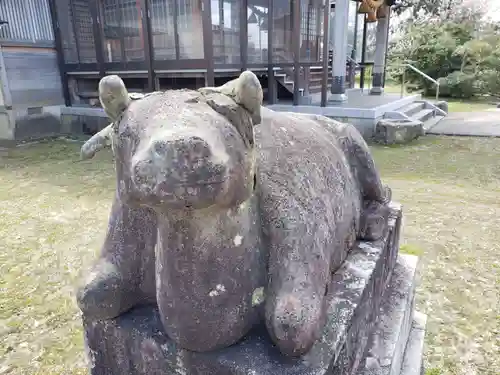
393 0 486 22
386 0 500 99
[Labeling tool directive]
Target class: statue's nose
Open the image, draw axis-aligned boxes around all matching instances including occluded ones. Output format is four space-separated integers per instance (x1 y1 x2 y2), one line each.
132 136 213 188
151 137 211 162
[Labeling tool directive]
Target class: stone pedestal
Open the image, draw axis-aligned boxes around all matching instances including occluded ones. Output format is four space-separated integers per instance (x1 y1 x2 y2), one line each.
374 119 425 145
81 203 421 375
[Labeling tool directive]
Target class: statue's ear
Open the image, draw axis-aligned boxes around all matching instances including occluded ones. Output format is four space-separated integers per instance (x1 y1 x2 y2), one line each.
99 75 131 122
230 71 263 125
199 70 263 125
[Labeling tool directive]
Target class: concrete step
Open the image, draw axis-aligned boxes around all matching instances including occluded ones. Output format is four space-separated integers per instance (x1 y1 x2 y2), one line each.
356 253 419 375
401 311 428 375
422 115 445 132
411 108 435 123
400 102 426 117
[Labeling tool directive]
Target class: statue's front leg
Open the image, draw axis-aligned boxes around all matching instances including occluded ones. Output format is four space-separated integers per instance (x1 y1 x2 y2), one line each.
263 197 330 357
77 192 157 320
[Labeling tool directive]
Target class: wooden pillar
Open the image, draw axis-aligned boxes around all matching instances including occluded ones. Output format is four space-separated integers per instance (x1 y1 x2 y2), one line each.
267 0 277 104
240 0 248 71
360 14 367 90
173 0 181 60
141 0 155 92
48 0 71 107
89 0 105 77
320 0 329 107
202 0 215 86
292 0 301 106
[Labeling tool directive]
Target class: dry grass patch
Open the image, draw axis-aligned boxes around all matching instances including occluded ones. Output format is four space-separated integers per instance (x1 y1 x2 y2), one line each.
371 136 500 375
0 141 115 375
0 136 498 375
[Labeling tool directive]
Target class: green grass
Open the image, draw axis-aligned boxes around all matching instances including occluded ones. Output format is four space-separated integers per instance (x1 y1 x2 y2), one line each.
444 98 494 113
426 368 443 375
1 137 499 375
381 79 496 112
0 141 115 375
400 243 425 257
371 136 500 375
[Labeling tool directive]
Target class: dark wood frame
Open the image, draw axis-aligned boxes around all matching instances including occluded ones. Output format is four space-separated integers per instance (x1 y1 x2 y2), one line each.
48 0 71 106
51 0 376 106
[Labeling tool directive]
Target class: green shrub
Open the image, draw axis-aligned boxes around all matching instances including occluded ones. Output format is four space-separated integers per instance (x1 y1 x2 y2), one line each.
477 69 500 97
439 71 476 99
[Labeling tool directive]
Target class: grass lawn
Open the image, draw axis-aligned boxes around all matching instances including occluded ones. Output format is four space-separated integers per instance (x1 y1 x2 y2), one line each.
443 98 494 113
382 83 496 112
1 137 499 375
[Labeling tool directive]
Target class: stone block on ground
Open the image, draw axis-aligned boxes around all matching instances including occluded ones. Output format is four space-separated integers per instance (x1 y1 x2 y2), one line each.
374 119 424 145
83 204 402 375
356 253 419 375
400 312 428 375
434 101 448 114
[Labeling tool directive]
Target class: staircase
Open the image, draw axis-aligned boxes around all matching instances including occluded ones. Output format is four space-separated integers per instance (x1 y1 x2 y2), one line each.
374 98 448 145
273 50 356 98
274 66 333 96
385 100 447 133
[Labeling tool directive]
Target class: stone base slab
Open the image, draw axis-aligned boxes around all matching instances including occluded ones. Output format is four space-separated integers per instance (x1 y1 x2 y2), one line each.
374 119 424 145
83 203 403 375
355 254 419 375
401 312 427 375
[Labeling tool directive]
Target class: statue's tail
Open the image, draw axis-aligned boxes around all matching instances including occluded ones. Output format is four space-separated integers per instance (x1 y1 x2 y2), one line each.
80 124 113 160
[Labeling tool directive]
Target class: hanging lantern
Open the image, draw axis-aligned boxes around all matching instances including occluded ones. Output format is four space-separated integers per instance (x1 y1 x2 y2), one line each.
365 0 385 9
366 10 378 22
358 1 372 13
377 4 388 18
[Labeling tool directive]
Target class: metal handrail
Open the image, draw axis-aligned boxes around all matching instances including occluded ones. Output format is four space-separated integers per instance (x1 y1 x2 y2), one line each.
401 63 440 101
346 55 360 67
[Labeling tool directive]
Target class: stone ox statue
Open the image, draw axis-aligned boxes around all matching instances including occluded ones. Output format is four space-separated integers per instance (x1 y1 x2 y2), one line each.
77 71 392 358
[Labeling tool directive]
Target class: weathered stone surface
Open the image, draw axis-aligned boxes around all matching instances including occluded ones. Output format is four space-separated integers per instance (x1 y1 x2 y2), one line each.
400 312 427 375
77 71 393 360
435 101 449 114
374 119 424 145
330 202 402 375
355 254 418 375
83 204 402 375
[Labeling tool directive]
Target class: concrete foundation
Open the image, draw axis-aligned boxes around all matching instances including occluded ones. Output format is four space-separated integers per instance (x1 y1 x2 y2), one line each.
0 90 438 143
267 90 422 138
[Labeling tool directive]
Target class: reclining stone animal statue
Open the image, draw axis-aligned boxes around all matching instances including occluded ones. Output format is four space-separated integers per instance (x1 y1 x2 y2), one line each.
77 70 392 358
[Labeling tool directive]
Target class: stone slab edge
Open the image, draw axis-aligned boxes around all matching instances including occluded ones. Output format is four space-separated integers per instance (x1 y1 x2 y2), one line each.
83 204 403 375
327 202 402 375
400 311 427 375
355 253 419 375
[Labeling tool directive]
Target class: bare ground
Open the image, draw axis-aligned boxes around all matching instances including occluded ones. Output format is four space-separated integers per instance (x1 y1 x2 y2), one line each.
0 136 498 375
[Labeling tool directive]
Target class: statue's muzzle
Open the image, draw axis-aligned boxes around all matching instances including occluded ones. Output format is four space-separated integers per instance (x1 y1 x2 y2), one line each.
131 135 228 208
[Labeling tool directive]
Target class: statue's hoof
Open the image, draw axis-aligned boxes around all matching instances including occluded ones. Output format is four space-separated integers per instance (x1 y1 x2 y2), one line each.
76 263 133 320
359 201 391 241
267 294 323 357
